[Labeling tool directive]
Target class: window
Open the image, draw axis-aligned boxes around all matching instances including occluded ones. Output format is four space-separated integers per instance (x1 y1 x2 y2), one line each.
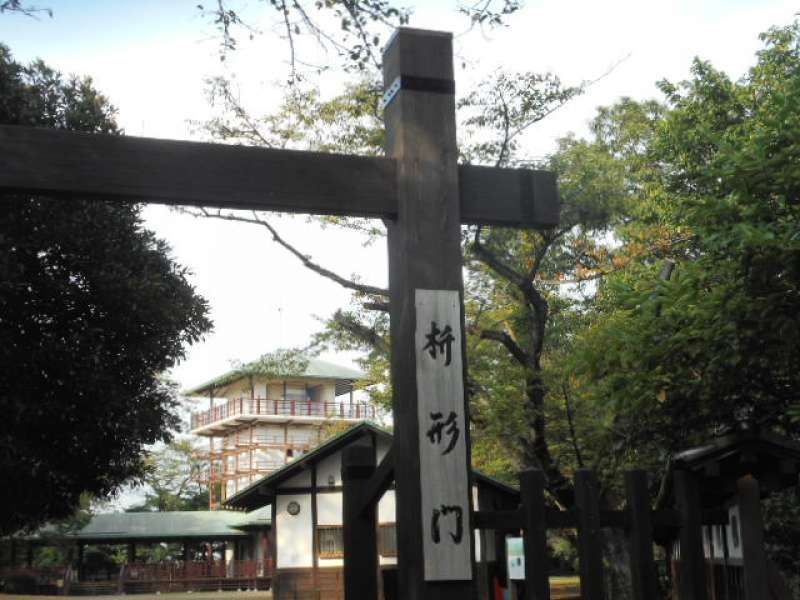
317 526 344 559
378 524 397 557
731 515 740 549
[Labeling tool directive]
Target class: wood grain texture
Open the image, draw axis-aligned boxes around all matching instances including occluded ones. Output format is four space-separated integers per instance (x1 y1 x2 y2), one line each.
383 27 476 600
356 447 395 518
458 165 559 228
520 470 549 600
575 470 605 600
342 445 378 600
736 475 769 600
673 470 708 600
0 126 558 227
0 124 397 217
414 289 472 581
624 471 657 600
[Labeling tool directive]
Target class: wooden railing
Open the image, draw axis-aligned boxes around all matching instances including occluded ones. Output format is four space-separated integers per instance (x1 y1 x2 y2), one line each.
191 397 376 429
122 559 273 581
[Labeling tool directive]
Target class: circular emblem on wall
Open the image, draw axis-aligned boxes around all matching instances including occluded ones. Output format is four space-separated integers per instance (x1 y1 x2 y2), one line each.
286 501 301 516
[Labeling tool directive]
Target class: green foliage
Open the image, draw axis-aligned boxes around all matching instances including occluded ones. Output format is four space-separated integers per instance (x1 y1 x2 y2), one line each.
231 348 310 382
458 71 585 166
127 440 208 513
569 23 800 457
762 487 800 596
0 45 212 536
31 493 95 568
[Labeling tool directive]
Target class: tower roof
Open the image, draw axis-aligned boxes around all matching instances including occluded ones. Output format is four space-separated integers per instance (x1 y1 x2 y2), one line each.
183 355 366 397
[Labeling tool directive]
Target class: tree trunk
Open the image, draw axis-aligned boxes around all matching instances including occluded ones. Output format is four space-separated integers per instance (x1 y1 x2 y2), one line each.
603 528 633 600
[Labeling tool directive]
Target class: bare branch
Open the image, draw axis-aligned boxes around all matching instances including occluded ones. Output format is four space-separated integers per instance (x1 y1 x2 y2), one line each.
278 0 299 83
477 328 531 367
181 207 388 298
362 301 389 312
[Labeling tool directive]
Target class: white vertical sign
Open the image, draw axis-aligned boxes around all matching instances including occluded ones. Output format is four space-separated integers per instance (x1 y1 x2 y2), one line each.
415 289 472 581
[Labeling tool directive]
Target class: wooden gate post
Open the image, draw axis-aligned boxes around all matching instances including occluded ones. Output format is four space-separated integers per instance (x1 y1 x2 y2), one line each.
520 469 550 600
624 470 657 600
383 28 475 600
673 469 708 600
736 475 769 600
342 445 378 600
575 470 605 600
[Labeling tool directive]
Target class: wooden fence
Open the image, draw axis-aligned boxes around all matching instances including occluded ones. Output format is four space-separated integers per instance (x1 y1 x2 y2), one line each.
340 448 737 600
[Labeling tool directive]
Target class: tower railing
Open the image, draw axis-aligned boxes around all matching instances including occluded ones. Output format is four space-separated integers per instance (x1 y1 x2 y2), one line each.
190 397 376 429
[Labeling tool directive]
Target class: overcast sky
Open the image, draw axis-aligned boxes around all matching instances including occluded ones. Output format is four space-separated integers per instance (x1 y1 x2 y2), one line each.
1 0 796 404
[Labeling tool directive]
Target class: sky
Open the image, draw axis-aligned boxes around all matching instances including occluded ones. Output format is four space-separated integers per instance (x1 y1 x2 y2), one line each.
1 0 797 411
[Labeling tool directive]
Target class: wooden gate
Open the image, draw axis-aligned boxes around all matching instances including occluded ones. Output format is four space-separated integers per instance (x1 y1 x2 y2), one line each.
339 454 733 600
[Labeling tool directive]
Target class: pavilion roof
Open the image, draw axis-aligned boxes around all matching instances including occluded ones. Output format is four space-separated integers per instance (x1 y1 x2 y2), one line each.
65 508 271 543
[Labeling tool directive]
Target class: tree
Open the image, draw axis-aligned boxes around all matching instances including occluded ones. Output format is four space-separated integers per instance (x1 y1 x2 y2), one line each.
567 22 800 456
200 0 522 76
127 440 208 512
188 62 624 504
0 0 51 18
0 45 212 536
560 22 800 593
191 21 800 596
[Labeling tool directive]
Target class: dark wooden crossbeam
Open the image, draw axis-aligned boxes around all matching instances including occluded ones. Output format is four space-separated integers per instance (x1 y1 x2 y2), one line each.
472 506 729 531
355 447 395 518
0 124 559 228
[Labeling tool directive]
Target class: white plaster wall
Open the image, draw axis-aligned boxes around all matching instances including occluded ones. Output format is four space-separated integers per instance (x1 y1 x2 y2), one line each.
317 492 343 525
472 485 482 562
316 490 346 568
279 468 312 488
377 490 397 567
318 383 336 403
286 384 307 399
727 504 743 559
378 490 396 524
221 380 250 398
288 426 317 446
317 452 343 488
255 448 284 464
276 494 313 568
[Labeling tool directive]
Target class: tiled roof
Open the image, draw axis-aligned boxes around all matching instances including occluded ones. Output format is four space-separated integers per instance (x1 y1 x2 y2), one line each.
69 507 270 542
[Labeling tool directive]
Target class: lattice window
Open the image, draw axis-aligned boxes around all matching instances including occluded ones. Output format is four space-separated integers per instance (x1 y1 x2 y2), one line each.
378 523 397 557
317 526 344 559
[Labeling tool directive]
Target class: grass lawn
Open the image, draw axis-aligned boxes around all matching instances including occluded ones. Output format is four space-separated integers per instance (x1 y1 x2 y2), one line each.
0 592 272 600
550 575 581 599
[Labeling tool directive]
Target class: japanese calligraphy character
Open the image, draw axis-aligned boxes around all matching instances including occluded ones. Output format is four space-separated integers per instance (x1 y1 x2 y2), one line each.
422 321 455 366
431 505 464 545
426 411 460 455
